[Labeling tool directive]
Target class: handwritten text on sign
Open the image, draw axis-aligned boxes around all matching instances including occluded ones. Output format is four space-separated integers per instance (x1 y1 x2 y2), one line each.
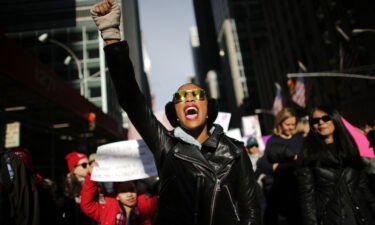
91 140 158 182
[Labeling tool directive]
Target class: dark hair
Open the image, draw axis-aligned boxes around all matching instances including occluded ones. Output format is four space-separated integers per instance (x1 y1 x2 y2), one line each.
302 105 364 169
63 172 82 198
165 83 219 128
113 181 137 195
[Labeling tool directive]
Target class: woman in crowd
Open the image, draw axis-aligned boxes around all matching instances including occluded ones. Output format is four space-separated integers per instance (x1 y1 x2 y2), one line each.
80 163 157 225
63 152 92 225
297 106 375 225
296 117 310 137
261 108 303 225
89 1 261 224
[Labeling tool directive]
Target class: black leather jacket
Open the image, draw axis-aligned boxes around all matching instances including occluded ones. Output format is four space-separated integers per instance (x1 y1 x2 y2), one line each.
297 150 375 225
104 41 260 225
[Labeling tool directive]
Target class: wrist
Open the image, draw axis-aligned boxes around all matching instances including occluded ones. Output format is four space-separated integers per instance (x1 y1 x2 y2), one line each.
105 39 120 45
101 27 121 40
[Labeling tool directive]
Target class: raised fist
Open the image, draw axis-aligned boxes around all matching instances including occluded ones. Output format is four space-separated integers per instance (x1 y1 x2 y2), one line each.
90 0 121 40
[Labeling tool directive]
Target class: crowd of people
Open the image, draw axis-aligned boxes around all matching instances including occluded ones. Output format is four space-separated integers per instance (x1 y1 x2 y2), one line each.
1 0 375 224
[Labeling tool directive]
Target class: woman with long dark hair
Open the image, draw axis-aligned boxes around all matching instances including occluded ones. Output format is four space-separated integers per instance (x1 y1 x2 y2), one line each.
88 1 261 225
297 106 375 225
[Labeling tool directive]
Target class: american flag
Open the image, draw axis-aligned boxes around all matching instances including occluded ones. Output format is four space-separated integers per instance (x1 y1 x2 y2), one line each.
292 76 306 108
272 83 283 115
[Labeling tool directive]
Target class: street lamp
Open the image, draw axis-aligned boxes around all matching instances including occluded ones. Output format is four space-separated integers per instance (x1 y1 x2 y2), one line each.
38 33 85 96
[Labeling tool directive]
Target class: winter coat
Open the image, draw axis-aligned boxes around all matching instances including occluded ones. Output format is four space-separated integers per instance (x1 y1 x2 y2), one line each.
297 145 375 225
104 41 260 225
80 174 157 225
0 152 39 225
262 134 303 225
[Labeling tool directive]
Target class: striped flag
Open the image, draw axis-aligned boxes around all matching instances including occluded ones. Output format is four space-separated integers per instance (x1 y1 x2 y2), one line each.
272 83 283 115
292 76 306 108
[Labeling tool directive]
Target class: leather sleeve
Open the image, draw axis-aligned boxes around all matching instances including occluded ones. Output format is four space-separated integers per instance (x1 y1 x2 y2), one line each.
104 41 173 164
358 171 375 214
236 150 261 225
296 167 318 225
80 173 101 222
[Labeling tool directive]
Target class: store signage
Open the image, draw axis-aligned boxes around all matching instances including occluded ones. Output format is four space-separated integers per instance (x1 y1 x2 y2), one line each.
5 122 21 148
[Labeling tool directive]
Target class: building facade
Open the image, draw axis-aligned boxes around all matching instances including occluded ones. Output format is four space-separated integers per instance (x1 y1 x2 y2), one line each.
0 0 150 180
193 0 375 132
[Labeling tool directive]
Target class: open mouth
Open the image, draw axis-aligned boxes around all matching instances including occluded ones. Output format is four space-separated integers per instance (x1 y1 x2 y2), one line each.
184 105 199 120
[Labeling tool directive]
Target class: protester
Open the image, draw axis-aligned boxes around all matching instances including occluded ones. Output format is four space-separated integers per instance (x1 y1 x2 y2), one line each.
364 120 375 134
64 152 89 201
80 163 157 225
297 106 375 225
89 1 261 224
296 116 310 137
63 152 92 225
261 108 303 225
244 137 267 221
0 148 58 225
245 137 261 172
88 153 96 169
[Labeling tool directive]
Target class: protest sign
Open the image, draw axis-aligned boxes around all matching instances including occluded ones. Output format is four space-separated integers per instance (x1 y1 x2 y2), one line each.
342 117 374 158
242 115 265 151
226 128 243 142
91 140 158 182
214 112 231 132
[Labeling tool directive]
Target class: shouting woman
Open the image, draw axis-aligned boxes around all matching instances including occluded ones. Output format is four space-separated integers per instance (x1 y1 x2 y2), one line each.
89 1 260 225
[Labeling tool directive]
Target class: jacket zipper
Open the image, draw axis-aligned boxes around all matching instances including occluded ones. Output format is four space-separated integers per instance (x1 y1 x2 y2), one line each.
209 162 234 225
174 151 236 225
224 185 240 221
194 173 203 225
209 178 221 225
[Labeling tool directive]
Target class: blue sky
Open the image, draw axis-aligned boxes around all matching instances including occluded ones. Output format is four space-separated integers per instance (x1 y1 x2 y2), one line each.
138 0 196 111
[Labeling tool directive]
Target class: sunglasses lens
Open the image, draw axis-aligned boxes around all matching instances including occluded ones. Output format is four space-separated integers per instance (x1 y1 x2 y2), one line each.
81 163 88 169
193 89 206 100
173 89 206 103
311 118 320 125
88 160 95 166
312 115 331 125
322 115 331 122
174 90 186 102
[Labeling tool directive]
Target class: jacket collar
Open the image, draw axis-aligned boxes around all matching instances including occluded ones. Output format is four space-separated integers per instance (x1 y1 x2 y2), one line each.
173 124 234 174
174 126 202 149
202 124 223 149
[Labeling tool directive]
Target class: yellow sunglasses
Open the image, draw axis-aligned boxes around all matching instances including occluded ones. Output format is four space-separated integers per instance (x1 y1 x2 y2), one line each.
173 89 206 103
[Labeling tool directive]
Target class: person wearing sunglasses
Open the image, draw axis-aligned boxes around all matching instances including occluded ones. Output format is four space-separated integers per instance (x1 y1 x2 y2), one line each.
63 152 93 225
297 106 375 225
89 1 261 225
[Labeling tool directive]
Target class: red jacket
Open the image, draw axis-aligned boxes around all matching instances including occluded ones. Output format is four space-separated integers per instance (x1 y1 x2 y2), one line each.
80 174 157 225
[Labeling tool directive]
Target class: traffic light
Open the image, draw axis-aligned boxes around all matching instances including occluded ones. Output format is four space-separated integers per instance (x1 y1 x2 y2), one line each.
88 113 96 131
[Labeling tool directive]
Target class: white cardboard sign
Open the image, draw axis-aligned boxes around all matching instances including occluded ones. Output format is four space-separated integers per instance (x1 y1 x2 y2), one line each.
91 140 158 182
241 115 265 151
214 112 231 132
226 128 243 142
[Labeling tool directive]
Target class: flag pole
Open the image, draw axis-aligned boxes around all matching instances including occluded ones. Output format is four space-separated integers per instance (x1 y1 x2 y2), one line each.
287 72 375 80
